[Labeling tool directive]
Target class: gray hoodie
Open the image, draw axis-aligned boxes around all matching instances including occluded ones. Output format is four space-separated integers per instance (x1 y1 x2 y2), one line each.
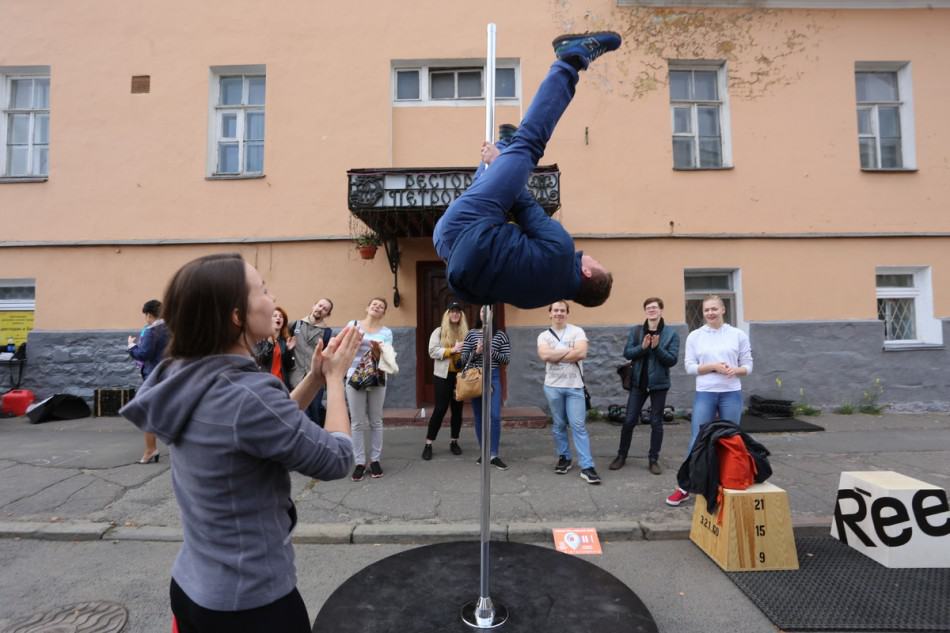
121 354 353 611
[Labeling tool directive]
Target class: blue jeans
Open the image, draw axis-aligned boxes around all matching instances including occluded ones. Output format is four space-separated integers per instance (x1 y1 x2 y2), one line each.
676 390 744 490
305 388 325 427
433 60 579 261
544 385 594 469
471 367 502 458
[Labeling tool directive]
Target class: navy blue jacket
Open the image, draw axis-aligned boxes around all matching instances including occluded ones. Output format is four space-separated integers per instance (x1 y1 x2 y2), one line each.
446 204 582 309
128 319 169 380
623 323 680 391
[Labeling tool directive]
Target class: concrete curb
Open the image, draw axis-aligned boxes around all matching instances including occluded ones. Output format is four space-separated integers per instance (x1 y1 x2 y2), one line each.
0 518 833 544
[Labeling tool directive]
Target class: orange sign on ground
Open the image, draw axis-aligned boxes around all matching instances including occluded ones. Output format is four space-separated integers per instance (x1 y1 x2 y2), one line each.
552 528 602 555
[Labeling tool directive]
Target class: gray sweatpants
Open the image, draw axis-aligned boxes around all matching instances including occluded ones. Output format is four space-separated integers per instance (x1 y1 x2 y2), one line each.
346 383 386 464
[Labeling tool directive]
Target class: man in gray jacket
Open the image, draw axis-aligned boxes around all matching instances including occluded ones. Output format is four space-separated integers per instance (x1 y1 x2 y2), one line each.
290 298 333 425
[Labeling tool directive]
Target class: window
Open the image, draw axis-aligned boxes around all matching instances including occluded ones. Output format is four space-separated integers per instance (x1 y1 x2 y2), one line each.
669 63 732 169
855 63 915 170
208 66 265 176
392 61 518 105
876 267 941 347
684 269 743 331
0 68 50 179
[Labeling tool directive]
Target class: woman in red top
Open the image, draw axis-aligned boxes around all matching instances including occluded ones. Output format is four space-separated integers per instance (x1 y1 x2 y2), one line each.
254 306 295 389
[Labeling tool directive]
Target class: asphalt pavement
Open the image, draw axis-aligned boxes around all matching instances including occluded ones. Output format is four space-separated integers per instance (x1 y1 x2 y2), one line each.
0 411 947 632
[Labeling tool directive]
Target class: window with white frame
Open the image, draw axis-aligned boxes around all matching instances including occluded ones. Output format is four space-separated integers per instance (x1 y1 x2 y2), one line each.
1 68 50 178
855 63 915 170
684 269 743 331
669 63 732 169
208 67 265 176
875 267 941 346
393 61 519 106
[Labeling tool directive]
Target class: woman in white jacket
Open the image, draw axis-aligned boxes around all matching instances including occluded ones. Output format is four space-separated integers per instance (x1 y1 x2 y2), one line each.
422 302 469 460
666 294 753 507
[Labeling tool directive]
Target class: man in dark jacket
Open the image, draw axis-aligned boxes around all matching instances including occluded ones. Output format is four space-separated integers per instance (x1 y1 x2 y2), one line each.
610 297 680 474
433 32 620 309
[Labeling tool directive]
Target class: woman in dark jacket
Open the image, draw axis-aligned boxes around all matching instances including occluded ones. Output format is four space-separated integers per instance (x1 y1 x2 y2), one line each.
254 306 295 389
609 297 680 474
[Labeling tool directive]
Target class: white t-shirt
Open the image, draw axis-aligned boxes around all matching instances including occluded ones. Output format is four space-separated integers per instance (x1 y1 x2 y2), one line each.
684 323 753 392
537 324 587 389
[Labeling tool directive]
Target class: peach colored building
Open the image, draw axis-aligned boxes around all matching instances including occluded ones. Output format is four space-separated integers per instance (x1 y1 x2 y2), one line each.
2 0 949 411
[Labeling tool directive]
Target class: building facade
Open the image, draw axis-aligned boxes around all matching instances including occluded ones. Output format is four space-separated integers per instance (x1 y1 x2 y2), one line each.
2 0 949 412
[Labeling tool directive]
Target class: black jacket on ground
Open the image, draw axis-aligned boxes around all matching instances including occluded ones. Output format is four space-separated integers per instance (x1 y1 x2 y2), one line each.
676 420 773 514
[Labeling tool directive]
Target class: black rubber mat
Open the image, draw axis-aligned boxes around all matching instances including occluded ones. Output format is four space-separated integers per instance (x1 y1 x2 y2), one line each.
313 541 658 633
726 536 950 631
740 413 824 433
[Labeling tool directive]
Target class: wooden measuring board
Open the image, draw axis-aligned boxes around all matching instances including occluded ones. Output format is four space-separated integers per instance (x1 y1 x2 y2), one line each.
690 481 799 572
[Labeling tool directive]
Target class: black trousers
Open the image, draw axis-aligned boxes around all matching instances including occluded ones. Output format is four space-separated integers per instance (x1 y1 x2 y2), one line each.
171 578 310 633
426 373 463 442
617 389 668 462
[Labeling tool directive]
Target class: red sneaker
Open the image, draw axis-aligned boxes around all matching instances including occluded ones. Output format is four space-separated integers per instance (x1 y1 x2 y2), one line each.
665 487 690 506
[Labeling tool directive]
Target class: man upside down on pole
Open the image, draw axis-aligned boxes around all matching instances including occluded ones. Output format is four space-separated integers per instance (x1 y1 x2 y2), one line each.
433 31 622 310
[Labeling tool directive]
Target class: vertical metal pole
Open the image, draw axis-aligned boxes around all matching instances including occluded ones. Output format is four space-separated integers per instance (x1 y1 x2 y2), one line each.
462 22 507 630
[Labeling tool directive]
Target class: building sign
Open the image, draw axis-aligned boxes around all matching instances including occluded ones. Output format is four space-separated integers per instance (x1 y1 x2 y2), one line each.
0 311 34 346
347 165 561 238
832 471 950 568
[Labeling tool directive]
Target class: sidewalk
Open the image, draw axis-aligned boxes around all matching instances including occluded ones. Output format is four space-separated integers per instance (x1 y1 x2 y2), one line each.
0 411 947 544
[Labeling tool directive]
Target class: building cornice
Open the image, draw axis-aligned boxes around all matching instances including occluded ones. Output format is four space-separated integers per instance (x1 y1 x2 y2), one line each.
618 1 950 8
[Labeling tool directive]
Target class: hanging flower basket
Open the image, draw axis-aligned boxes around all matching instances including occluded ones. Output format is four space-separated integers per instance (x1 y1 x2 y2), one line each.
357 245 378 260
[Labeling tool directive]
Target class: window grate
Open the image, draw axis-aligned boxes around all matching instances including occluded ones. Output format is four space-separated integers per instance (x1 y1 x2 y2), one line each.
878 298 916 341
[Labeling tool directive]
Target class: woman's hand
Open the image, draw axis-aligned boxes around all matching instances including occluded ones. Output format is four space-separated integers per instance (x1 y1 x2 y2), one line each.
642 335 651 349
127 336 136 347
322 325 363 382
475 341 483 355
452 342 464 354
650 334 660 349
286 335 296 351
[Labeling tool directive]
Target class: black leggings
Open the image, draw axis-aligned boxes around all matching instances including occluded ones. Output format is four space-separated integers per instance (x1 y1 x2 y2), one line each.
426 373 463 442
171 578 310 633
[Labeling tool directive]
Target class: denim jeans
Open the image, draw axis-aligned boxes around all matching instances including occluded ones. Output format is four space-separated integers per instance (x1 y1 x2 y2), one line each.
544 385 594 469
617 389 668 463
305 388 326 427
471 367 502 458
677 390 743 489
433 60 579 261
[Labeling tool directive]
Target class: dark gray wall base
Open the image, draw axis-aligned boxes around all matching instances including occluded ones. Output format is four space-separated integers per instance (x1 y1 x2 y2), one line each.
15 321 950 413
16 328 419 410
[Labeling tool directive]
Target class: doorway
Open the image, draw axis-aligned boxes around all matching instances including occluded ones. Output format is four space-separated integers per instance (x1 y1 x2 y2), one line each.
416 262 506 406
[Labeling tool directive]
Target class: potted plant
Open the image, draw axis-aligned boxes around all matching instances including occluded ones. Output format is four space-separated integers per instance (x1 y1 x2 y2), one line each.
355 233 382 260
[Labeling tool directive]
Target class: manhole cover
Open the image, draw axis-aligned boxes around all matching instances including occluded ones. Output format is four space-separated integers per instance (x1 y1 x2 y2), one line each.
3 601 127 633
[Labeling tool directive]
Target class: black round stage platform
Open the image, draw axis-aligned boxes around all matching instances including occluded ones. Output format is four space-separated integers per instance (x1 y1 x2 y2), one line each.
313 541 659 633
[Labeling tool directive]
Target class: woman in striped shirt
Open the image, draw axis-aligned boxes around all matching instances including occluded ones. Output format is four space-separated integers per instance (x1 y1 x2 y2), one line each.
460 316 511 470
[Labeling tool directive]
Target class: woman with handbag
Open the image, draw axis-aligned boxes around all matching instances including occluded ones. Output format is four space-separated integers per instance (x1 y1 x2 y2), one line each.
347 297 394 482
421 302 469 460
120 253 361 632
460 314 511 470
610 297 680 475
253 306 295 390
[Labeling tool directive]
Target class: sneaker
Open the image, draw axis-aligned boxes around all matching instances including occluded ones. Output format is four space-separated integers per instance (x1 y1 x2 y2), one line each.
554 455 573 474
649 461 662 475
369 461 384 478
422 444 433 461
552 31 622 70
351 464 366 482
608 455 626 471
490 457 510 471
666 487 690 506
450 440 462 456
580 468 602 484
